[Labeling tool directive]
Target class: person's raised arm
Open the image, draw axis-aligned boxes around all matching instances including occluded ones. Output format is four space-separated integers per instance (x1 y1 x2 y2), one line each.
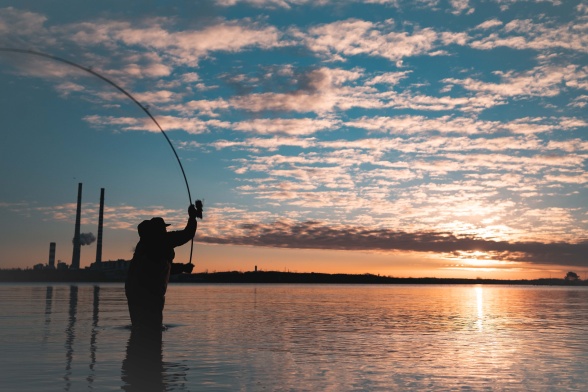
166 204 198 248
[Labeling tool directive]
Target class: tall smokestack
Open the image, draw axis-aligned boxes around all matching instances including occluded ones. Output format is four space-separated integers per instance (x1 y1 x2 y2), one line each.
48 242 56 269
71 183 82 270
95 188 104 263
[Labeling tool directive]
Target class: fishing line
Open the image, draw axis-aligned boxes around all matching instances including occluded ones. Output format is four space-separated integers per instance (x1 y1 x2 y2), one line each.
0 47 198 264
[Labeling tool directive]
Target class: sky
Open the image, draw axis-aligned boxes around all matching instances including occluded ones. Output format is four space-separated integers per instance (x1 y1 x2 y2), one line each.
0 0 586 279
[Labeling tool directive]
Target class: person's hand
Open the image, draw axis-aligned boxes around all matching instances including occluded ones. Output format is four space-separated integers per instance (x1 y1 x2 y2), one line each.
188 204 197 219
184 263 194 273
195 200 203 219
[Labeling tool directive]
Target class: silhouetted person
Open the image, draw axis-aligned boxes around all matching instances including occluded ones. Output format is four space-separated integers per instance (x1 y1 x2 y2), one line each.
125 203 201 331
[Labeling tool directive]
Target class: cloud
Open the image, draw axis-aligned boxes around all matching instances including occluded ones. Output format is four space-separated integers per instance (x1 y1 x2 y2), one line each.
215 0 401 9
215 0 305 8
300 19 447 62
449 0 473 15
475 19 503 30
0 9 283 73
86 113 337 137
344 115 584 135
58 18 284 66
202 116 586 247
7 8 582 117
0 7 52 45
444 65 579 99
54 81 86 97
27 202 190 231
229 67 366 113
544 172 588 184
366 71 411 85
198 219 588 266
209 136 318 151
224 66 505 115
111 52 172 78
469 17 588 53
231 117 338 135
494 0 563 9
83 114 229 134
165 99 230 117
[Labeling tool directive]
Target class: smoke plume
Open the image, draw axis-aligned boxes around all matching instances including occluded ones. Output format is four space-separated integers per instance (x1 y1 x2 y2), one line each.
73 232 96 246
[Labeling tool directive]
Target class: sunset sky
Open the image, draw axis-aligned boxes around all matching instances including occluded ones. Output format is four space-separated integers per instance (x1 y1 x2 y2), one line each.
0 0 586 279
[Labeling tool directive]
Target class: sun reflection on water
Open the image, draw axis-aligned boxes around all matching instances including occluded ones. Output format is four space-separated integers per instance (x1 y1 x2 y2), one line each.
475 285 483 331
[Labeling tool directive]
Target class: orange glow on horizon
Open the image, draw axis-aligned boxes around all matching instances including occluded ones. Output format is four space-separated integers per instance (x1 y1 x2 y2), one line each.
184 244 577 281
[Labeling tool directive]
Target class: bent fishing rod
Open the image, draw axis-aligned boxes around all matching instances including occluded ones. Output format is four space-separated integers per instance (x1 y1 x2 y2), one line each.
0 47 200 264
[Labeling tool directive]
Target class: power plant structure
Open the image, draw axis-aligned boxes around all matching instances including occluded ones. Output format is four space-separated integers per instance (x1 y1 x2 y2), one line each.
68 183 106 270
48 242 56 269
70 183 83 270
36 183 107 270
95 188 105 264
28 183 130 279
32 183 130 278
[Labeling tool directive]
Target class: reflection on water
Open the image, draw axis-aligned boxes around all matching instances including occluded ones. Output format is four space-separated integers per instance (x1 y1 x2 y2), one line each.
88 285 99 387
64 285 77 391
42 286 53 344
1 283 588 391
121 328 189 391
476 285 483 331
122 329 165 391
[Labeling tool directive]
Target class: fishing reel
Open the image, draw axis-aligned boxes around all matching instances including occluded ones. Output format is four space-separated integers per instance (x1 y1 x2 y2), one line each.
195 199 203 219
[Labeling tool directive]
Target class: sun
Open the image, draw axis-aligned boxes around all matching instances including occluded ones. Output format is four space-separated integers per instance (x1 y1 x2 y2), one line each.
444 250 505 268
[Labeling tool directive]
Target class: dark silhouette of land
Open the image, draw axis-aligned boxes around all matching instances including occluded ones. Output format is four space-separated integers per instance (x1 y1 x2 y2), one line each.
172 270 588 286
1 267 586 286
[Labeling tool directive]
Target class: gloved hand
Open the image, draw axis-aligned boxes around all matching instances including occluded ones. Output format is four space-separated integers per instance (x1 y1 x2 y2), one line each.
188 204 197 219
183 263 194 273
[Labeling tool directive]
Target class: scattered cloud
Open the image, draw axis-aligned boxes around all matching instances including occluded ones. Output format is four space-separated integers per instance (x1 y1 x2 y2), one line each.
83 114 229 134
469 17 588 53
299 19 447 63
231 117 338 136
59 18 284 67
445 65 580 99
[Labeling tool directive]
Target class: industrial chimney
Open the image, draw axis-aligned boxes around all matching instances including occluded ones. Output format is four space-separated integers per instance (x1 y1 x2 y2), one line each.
71 183 82 270
95 188 104 264
48 242 56 269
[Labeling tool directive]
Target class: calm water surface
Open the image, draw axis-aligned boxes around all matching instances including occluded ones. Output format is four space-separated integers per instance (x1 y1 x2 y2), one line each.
0 283 587 391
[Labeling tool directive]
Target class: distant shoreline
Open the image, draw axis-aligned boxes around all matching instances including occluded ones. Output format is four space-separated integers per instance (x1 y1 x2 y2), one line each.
0 268 586 286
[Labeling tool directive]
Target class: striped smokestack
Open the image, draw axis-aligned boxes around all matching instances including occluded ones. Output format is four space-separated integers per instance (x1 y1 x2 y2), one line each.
71 183 82 270
95 188 104 263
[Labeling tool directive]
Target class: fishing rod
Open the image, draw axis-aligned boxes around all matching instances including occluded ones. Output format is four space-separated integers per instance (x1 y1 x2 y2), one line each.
0 47 200 264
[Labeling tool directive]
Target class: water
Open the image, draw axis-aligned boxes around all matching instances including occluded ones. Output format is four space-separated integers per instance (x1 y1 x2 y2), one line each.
1 283 587 391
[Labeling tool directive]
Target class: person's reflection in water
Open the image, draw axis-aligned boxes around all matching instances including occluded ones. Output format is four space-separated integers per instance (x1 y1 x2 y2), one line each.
121 329 190 391
121 329 164 392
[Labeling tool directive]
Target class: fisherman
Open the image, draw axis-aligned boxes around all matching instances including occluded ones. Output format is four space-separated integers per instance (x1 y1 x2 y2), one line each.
125 202 202 330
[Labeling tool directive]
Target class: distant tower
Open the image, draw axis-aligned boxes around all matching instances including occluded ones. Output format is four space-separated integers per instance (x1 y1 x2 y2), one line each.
95 188 105 264
48 242 56 269
71 183 82 270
